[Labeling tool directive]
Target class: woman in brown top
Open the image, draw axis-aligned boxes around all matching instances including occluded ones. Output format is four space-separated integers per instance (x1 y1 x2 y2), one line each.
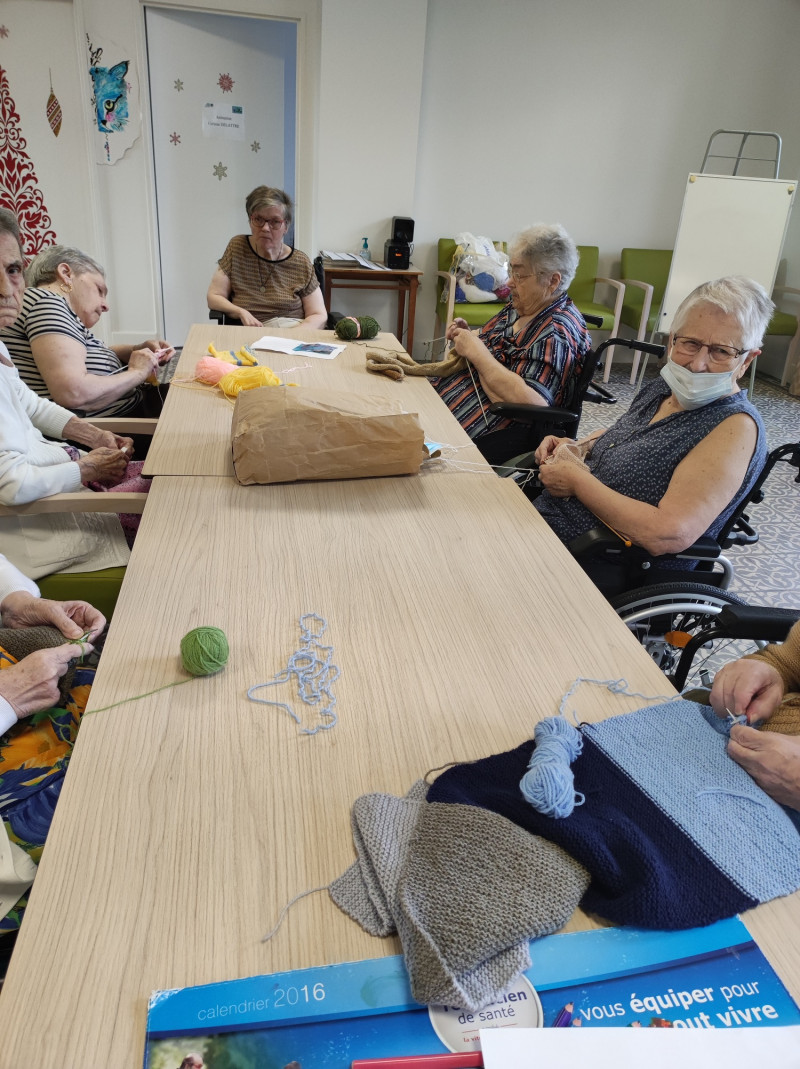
711 619 800 810
207 186 328 328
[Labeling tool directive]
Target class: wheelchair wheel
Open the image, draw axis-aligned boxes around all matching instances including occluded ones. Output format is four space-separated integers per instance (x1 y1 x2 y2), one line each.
610 582 764 688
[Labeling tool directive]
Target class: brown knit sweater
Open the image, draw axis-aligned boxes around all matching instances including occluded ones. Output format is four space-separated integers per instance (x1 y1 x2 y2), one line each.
747 620 800 735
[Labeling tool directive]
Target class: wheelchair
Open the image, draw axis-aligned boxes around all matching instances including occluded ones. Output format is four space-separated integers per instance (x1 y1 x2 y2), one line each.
574 440 800 686
493 337 800 687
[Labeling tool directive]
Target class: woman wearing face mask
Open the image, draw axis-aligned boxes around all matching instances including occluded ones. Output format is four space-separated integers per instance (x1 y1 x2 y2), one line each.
531 276 770 560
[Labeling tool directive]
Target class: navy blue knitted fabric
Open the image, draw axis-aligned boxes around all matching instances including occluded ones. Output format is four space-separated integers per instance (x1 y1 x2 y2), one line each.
534 378 767 549
427 736 759 930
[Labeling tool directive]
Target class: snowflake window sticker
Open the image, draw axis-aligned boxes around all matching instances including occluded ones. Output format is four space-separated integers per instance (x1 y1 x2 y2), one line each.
173 79 184 92
218 73 234 93
251 141 261 153
169 132 181 145
213 161 228 181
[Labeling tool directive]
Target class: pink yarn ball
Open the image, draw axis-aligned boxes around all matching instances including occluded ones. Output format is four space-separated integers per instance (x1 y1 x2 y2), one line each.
195 356 235 385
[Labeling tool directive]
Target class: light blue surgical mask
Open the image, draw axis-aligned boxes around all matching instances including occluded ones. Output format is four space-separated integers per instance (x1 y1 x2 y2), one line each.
660 354 742 410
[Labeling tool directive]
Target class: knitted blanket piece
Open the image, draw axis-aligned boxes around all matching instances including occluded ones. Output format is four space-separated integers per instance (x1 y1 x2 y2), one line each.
365 348 466 381
329 781 588 1010
0 626 78 703
428 701 800 931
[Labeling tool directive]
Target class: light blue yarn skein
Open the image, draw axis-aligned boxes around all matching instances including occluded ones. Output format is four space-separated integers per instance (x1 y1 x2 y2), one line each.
520 717 584 818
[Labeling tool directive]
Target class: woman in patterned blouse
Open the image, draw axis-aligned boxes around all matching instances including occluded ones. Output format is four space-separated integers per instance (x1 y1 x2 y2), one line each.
434 224 590 465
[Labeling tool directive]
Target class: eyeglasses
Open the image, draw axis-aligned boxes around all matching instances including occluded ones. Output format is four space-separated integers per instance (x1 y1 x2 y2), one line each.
508 266 535 283
671 336 748 367
250 215 286 230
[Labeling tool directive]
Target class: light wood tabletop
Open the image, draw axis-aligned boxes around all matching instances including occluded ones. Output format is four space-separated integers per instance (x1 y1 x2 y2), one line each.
0 471 716 1067
144 325 486 477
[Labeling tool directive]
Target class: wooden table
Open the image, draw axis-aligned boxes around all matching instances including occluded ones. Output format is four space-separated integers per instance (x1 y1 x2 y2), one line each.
144 325 481 477
322 263 423 352
0 473 698 1066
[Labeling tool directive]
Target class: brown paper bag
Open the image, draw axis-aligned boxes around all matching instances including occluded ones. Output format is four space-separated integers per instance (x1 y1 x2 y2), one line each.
231 385 426 484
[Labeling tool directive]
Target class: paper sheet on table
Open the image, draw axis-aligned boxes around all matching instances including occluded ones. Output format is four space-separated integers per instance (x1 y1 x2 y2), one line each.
480 1024 800 1068
251 336 345 359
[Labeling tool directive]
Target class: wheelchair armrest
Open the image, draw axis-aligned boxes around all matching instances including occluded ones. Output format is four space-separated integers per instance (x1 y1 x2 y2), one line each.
487 402 578 432
715 604 800 642
674 536 722 561
585 380 617 405
209 309 224 324
570 528 723 563
569 526 629 557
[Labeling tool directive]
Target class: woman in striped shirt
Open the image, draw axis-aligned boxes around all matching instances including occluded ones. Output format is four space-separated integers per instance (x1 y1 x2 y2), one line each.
1 245 174 418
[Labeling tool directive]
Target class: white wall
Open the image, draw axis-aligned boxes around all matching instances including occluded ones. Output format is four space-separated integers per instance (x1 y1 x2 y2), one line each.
411 0 800 358
2 0 800 365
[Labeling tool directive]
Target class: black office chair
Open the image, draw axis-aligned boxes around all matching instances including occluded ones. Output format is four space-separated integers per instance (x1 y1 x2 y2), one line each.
209 309 240 325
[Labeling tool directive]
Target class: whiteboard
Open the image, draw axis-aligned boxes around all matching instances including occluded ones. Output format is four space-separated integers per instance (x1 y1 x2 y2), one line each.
659 174 796 330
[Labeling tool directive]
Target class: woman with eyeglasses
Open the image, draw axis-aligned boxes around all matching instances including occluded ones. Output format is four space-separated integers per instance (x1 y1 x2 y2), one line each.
207 186 327 329
533 275 770 565
1 244 174 419
433 224 590 465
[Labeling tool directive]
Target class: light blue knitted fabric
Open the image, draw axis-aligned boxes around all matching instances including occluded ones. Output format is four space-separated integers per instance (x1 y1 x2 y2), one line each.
583 700 800 903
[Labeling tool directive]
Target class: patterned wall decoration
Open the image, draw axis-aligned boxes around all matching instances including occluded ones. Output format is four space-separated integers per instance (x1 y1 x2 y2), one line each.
46 71 62 137
0 66 57 257
86 33 140 165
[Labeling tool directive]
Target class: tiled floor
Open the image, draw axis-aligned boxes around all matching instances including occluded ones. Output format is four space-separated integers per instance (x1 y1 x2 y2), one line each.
580 366 800 611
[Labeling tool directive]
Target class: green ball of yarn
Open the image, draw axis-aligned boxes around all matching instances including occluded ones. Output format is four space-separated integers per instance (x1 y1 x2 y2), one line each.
334 315 381 341
180 626 229 676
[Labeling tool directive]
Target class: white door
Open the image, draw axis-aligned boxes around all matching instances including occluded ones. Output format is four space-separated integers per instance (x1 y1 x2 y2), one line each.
144 7 297 343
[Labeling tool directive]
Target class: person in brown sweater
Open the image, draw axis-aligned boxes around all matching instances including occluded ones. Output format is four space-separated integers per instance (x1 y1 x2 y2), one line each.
711 619 800 809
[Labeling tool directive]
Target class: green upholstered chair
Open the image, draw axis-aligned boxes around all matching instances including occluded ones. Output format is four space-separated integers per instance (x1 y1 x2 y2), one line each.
622 253 800 394
433 238 507 344
0 416 155 623
619 248 673 384
566 246 625 382
767 287 800 388
38 567 128 622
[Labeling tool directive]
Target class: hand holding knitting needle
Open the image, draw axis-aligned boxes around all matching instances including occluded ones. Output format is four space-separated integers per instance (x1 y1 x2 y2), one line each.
710 657 785 724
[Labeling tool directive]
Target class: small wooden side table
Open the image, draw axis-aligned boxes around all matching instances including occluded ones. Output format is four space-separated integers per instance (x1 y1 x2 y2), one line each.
322 262 423 353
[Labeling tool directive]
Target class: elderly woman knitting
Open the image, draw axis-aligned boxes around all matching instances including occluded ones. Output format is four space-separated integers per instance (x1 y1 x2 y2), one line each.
711 619 800 812
532 276 770 580
432 224 590 465
0 209 136 579
207 185 327 329
0 244 174 418
0 552 105 932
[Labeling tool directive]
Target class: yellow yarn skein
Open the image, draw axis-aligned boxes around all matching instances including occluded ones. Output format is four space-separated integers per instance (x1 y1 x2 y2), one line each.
218 365 283 398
